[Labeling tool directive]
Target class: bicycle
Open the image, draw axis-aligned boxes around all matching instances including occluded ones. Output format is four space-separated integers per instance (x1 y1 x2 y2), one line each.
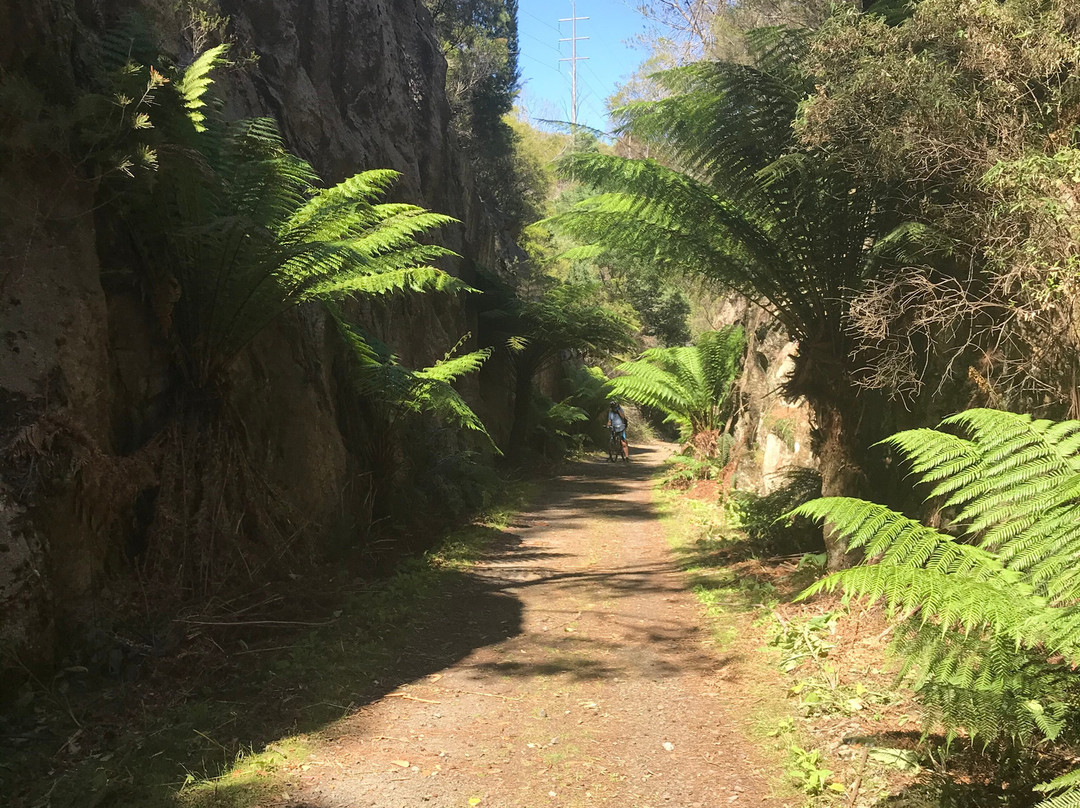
607 427 629 462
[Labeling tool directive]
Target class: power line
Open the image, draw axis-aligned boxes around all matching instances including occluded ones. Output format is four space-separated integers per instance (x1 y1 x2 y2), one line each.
582 60 608 94
522 8 562 34
521 52 562 75
582 66 611 110
522 30 560 54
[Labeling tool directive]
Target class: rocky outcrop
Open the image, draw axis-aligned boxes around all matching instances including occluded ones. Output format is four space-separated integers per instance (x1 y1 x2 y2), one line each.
0 0 521 674
723 305 817 494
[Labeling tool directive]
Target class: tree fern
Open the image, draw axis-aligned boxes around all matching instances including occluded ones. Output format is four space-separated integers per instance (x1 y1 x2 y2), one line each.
791 409 1080 774
546 38 899 351
543 24 912 568
606 326 745 440
120 53 467 390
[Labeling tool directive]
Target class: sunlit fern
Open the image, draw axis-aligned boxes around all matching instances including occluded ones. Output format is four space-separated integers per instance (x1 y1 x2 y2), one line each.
790 409 1080 765
1036 770 1080 808
546 27 903 371
123 46 468 390
607 326 745 439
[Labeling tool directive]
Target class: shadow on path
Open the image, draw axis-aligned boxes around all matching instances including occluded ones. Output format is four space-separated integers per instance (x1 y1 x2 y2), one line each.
4 443 700 808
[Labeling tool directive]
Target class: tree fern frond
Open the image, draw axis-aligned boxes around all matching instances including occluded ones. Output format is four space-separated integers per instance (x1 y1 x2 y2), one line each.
285 168 402 232
334 316 495 446
178 44 229 132
305 266 467 298
415 346 491 385
124 53 469 397
878 429 978 488
794 408 1080 747
1037 770 1080 808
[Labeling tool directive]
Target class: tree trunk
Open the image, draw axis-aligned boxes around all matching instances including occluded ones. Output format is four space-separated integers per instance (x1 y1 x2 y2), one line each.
815 401 865 572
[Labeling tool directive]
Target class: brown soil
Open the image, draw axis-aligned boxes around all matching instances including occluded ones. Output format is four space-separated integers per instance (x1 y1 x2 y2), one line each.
253 444 788 808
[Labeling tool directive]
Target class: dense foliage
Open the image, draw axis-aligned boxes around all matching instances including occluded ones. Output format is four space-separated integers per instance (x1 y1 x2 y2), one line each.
108 47 478 399
799 0 1080 413
426 0 544 234
481 278 635 456
607 326 745 442
20 36 495 594
597 2 1080 801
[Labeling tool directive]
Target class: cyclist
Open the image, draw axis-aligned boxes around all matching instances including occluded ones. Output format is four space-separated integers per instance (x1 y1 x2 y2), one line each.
606 399 630 460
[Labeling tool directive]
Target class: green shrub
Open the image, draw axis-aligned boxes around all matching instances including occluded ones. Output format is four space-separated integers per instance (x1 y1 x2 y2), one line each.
606 327 745 444
662 454 724 488
732 467 822 556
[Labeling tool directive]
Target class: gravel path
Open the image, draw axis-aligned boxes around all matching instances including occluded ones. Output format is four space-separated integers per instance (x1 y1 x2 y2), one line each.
276 444 786 808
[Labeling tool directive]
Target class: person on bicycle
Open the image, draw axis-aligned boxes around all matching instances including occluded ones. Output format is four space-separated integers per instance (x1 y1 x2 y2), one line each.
606 399 629 460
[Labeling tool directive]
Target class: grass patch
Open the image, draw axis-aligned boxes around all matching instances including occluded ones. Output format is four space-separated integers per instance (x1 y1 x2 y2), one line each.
178 736 315 808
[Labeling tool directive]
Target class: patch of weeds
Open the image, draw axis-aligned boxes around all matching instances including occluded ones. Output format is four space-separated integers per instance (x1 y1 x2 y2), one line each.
787 744 846 798
771 611 839 672
541 742 580 766
178 736 314 808
772 611 898 720
767 716 796 737
661 454 723 488
766 416 798 452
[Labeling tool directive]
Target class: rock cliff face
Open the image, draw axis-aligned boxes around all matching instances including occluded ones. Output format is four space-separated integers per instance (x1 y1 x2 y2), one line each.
0 0 520 673
704 301 816 494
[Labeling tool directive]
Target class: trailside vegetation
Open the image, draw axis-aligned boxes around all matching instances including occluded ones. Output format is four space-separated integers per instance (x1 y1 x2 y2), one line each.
583 2 1080 800
794 409 1080 806
798 0 1080 414
482 279 636 458
606 326 745 445
60 40 490 597
548 28 902 568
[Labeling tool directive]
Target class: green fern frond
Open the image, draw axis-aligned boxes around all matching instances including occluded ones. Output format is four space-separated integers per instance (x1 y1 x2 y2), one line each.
333 315 495 447
178 44 229 132
606 327 744 439
304 265 465 299
121 53 467 394
793 408 1080 746
415 346 492 385
1037 770 1080 808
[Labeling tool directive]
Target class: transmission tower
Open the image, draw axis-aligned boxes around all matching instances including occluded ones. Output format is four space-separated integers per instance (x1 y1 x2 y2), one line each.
559 0 589 126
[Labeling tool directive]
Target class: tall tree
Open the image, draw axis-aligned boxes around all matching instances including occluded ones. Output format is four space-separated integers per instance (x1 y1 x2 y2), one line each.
481 279 635 457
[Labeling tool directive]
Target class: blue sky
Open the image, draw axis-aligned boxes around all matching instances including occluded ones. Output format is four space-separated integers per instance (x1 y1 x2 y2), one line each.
516 0 652 134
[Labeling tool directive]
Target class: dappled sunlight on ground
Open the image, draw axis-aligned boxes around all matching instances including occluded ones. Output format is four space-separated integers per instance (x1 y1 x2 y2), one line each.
195 442 784 808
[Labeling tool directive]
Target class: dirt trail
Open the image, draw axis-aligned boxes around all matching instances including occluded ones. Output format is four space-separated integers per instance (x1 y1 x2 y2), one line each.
279 444 784 808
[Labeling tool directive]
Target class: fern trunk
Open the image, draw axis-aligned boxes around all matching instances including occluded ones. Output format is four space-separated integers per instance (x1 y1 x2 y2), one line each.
816 402 863 571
